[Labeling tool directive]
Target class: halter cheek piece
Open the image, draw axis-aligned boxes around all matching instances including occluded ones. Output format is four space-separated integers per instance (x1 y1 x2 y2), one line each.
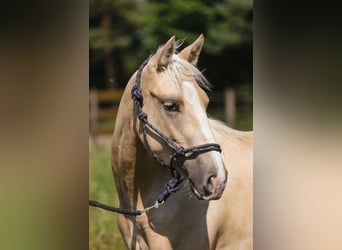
89 54 222 216
131 55 222 204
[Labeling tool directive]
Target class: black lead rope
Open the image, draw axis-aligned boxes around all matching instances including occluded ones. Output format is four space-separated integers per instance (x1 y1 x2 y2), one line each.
89 200 143 216
89 54 222 216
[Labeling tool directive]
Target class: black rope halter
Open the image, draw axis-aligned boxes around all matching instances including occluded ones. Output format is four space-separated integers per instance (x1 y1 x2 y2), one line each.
89 54 222 215
131 54 222 204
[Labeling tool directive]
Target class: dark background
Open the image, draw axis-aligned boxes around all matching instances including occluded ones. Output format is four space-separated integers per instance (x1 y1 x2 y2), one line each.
89 0 253 91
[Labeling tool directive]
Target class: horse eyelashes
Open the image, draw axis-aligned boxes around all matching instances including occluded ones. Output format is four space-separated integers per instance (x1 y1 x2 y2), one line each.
163 101 179 112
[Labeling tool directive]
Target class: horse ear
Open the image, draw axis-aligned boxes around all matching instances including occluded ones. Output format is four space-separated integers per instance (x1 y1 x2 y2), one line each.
178 34 204 65
150 36 176 71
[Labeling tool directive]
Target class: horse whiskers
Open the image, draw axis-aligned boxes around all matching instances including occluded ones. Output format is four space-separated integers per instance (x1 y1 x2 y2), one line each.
180 180 195 200
187 191 195 201
180 187 193 201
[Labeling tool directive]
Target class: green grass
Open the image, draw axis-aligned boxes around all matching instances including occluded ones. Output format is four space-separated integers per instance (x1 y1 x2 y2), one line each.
89 144 126 250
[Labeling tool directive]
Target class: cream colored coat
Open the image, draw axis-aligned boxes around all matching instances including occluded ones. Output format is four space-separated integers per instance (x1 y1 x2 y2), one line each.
111 35 252 250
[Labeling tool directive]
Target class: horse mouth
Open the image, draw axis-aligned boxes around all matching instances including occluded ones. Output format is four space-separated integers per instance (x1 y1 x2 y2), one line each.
190 184 204 200
188 179 223 201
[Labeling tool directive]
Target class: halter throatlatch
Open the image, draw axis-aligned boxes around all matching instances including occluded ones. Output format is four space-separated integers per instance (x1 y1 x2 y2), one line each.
131 54 222 206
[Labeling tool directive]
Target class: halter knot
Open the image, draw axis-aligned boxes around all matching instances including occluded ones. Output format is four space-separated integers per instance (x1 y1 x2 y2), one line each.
176 146 185 156
166 179 180 193
131 85 143 107
137 111 147 122
157 178 181 204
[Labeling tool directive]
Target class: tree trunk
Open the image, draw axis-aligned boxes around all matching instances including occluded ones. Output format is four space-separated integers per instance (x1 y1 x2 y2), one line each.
101 12 118 89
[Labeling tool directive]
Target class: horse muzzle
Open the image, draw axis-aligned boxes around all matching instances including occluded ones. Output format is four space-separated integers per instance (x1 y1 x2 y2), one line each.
189 173 227 201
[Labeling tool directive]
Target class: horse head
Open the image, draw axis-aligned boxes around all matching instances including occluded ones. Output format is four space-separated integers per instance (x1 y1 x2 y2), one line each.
136 35 227 200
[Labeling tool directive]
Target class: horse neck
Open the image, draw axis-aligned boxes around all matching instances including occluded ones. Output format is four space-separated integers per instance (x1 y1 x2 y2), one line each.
112 74 171 209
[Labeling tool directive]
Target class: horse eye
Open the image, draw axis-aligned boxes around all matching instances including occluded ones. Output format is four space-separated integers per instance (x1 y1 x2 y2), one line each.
163 101 179 112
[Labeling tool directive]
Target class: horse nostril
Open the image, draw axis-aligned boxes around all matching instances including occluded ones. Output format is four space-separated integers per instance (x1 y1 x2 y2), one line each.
203 185 212 196
203 175 216 196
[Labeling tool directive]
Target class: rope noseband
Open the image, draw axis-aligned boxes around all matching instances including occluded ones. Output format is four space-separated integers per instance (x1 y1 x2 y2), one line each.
89 54 222 215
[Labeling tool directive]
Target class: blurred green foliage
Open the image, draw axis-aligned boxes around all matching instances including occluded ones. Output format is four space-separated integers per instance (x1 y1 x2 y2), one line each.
90 0 252 90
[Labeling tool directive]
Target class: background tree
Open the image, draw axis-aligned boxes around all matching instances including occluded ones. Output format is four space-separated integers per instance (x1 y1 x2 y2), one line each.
90 0 137 89
90 0 252 92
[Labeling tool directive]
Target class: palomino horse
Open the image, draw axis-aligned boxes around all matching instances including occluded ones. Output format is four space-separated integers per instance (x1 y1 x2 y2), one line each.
111 35 252 250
